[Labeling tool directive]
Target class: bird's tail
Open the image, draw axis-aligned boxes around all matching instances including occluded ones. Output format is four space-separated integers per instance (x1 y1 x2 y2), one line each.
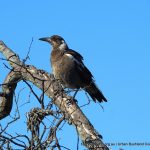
85 82 107 103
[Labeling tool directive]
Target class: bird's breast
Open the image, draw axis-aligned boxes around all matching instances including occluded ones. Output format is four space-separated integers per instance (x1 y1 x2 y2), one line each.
51 55 74 77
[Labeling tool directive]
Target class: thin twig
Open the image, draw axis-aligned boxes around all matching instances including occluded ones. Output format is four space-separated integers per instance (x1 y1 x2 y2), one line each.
23 37 34 64
0 135 26 148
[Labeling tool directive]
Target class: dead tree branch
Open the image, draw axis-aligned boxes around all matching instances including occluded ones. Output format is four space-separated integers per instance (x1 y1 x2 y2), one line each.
0 41 109 150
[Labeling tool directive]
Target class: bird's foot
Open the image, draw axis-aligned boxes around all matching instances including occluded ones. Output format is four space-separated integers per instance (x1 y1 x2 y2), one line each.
66 98 74 106
64 89 79 106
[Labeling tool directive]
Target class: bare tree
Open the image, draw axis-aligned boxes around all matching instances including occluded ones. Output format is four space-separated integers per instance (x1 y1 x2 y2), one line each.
0 41 109 150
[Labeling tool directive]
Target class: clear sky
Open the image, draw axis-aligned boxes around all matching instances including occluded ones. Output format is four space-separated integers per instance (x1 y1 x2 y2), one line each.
0 0 150 150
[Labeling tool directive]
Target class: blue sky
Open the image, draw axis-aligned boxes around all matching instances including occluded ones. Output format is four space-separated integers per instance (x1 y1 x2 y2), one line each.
0 0 150 150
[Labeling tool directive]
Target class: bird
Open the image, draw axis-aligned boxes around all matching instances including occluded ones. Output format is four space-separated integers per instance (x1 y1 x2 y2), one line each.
39 35 107 103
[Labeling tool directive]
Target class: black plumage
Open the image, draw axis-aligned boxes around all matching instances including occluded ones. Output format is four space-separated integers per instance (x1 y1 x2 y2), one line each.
39 35 107 103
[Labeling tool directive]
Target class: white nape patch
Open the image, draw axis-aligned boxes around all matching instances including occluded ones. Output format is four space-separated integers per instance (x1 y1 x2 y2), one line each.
65 53 85 69
59 40 66 50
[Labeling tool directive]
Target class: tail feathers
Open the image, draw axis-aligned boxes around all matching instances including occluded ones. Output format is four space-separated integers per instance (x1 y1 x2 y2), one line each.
85 83 107 103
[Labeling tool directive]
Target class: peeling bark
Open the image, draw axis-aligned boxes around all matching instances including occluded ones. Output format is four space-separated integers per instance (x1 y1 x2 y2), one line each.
0 41 109 150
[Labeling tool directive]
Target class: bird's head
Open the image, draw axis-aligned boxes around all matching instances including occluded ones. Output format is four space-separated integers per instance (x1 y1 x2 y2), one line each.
39 35 68 50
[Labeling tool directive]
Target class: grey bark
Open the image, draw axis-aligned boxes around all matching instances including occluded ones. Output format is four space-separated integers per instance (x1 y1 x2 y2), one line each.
0 41 109 150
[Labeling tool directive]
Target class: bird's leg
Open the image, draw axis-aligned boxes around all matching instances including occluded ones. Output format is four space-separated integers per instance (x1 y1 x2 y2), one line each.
72 89 79 99
66 89 79 106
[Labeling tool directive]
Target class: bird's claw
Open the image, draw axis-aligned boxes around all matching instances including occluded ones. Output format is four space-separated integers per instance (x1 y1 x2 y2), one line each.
66 98 73 106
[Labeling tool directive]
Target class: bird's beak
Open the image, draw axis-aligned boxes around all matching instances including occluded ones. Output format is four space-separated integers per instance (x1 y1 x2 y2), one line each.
39 37 51 43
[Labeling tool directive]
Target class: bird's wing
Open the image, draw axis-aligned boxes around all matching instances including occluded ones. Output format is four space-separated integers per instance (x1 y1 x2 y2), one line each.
64 50 107 102
64 50 93 81
66 49 83 61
